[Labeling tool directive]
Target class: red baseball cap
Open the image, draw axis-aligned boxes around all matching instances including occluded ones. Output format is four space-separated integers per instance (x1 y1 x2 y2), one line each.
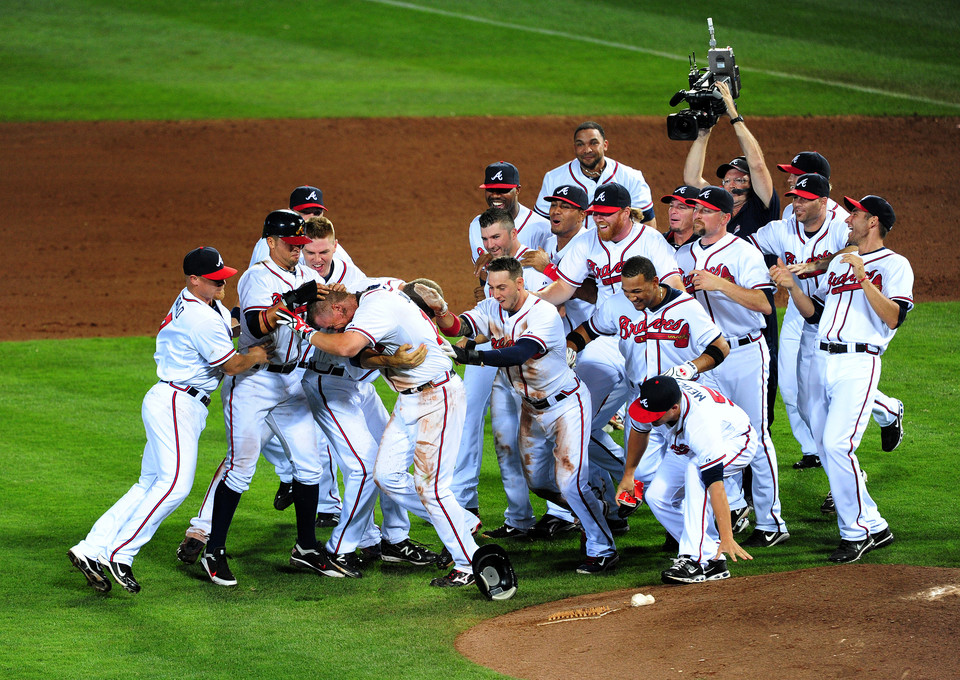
628 376 681 423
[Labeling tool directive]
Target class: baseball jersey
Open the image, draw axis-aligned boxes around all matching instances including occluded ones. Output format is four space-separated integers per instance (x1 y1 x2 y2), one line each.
482 246 552 298
237 260 321 364
545 227 593 333
782 197 848 223
588 287 722 389
812 248 914 351
535 158 654 223
155 288 237 394
676 233 774 338
249 238 354 270
461 294 576 402
750 207 850 300
633 381 756 478
345 286 453 392
556 224 681 306
468 205 551 264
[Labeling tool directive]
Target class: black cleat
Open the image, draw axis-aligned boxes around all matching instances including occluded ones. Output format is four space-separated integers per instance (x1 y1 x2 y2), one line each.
98 556 141 594
481 524 531 540
289 544 344 578
201 547 237 586
867 527 895 552
380 539 440 566
273 481 294 511
576 552 620 574
741 529 790 547
820 492 836 514
828 537 874 563
315 512 341 528
793 455 822 470
430 569 475 588
67 549 111 592
529 514 579 540
880 402 904 452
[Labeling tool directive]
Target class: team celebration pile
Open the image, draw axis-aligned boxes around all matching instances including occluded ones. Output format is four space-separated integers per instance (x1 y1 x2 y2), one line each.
66 89 911 601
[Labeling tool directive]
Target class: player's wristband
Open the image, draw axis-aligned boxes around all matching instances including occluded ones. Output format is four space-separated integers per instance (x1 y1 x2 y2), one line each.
857 275 869 285
543 264 559 281
730 115 744 125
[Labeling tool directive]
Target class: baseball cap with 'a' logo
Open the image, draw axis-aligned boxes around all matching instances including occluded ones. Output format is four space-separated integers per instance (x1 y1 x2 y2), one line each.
785 173 830 200
628 376 682 423
585 182 631 214
480 162 520 189
684 186 734 214
290 186 326 212
183 247 238 280
546 185 588 210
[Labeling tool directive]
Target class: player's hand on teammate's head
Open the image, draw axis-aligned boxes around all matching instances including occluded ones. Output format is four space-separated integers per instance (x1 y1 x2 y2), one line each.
412 283 447 317
316 282 347 300
519 248 549 273
474 251 494 279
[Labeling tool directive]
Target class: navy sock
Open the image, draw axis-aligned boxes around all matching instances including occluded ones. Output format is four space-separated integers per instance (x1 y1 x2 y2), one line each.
207 481 242 551
292 480 319 550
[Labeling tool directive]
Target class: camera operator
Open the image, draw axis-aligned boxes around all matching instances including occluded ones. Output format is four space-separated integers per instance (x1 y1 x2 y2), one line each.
682 81 779 239
682 80 780 433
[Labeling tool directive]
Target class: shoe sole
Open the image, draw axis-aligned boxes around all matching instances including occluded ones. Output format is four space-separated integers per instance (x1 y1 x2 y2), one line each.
290 555 345 578
67 550 111 592
98 556 141 594
201 558 238 586
705 570 730 581
328 559 363 578
828 540 874 563
661 573 706 584
867 532 895 552
381 554 436 566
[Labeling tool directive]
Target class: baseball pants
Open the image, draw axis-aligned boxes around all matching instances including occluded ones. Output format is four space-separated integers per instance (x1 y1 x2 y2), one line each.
450 354 494 511
490 370 536 530
780 307 820 458
374 374 479 572
74 383 207 565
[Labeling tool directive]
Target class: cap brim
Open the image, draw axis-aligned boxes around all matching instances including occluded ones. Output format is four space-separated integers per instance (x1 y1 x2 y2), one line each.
281 235 312 245
716 163 750 178
585 205 623 214
660 193 690 204
291 202 326 211
785 189 822 200
546 195 585 209
202 266 238 281
479 183 518 190
628 399 667 424
685 197 725 212
843 196 867 213
776 163 804 175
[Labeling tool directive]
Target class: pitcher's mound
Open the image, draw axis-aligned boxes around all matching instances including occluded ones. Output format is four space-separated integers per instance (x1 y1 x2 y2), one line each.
457 564 960 680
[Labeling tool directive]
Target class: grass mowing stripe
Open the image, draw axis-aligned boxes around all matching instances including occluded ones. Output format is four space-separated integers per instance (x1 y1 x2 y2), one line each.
366 0 960 110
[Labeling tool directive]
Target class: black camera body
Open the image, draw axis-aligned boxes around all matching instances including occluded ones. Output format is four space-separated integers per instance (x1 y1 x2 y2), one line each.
667 23 741 141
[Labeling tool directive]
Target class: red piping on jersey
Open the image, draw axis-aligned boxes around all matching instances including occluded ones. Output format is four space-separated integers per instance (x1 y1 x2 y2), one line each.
110 390 183 561
211 348 235 366
431 384 472 565
571 390 612 545
724 427 753 469
843 356 880 538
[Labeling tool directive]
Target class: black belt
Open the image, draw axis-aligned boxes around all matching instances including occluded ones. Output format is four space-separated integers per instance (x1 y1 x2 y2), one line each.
163 381 211 406
400 373 451 395
303 362 346 377
523 380 580 410
260 362 299 374
819 341 881 356
727 332 760 348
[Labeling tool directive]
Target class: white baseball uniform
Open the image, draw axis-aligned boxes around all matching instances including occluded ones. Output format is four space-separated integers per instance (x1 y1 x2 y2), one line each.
461 294 615 558
544 225 591 335
676 233 786 534
73 288 236 567
807 248 913 540
348 286 479 574
535 158 654 229
750 206 850 459
558 223 681 515
632 381 757 566
589 286 723 485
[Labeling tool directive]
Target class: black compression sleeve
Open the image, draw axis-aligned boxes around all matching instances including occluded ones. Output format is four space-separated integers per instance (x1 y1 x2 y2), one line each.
894 299 909 328
477 338 541 367
244 309 268 339
700 462 724 488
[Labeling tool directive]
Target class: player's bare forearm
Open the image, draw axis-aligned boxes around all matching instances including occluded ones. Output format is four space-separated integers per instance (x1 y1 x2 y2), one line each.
733 125 774 208
536 279 577 306
693 270 771 314
358 343 427 370
221 343 272 376
842 253 901 329
623 430 650 477
693 337 730 374
683 127 711 189
662 273 684 290
707 480 753 562
310 329 370 357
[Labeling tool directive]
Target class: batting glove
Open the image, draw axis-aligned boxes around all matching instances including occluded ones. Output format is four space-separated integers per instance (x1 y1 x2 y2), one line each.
451 345 483 366
565 347 578 370
275 306 316 342
663 360 698 381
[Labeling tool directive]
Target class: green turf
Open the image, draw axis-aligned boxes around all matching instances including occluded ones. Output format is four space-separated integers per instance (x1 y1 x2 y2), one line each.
1 0 957 122
0 302 956 678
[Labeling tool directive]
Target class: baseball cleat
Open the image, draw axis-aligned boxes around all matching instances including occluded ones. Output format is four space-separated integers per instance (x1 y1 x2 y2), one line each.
880 401 904 452
98 555 141 594
820 492 836 514
357 543 382 566
176 536 206 565
201 547 237 586
605 517 630 536
435 547 454 570
827 537 874 563
867 527 895 552
661 557 706 585
792 455 822 470
430 569 475 588
741 529 790 548
576 552 620 574
315 512 341 528
529 514 579 540
380 539 440 567
67 548 111 593
703 559 731 581
273 481 294 511
481 524 531 540
731 506 751 533
290 544 344 578
327 551 363 578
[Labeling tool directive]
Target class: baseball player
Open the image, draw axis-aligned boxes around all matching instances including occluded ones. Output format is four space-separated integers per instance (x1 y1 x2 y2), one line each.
430 257 619 573
569 255 729 489
199 210 340 587
68 248 269 594
770 194 907 562
469 162 551 264
280 285 486 589
537 183 682 530
676 186 788 548
660 185 701 250
624 376 754 584
535 121 656 229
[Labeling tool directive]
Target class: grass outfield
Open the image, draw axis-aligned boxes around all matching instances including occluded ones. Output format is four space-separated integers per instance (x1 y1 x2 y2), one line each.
0 302 956 679
1 0 958 121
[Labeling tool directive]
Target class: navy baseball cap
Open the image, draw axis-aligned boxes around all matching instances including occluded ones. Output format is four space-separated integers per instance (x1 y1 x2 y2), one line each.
290 186 325 212
716 156 750 178
685 186 734 215
778 151 831 179
843 195 896 230
660 184 700 204
628 376 682 423
480 162 520 190
183 247 237 280
785 173 830 200
546 185 588 210
586 182 631 214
